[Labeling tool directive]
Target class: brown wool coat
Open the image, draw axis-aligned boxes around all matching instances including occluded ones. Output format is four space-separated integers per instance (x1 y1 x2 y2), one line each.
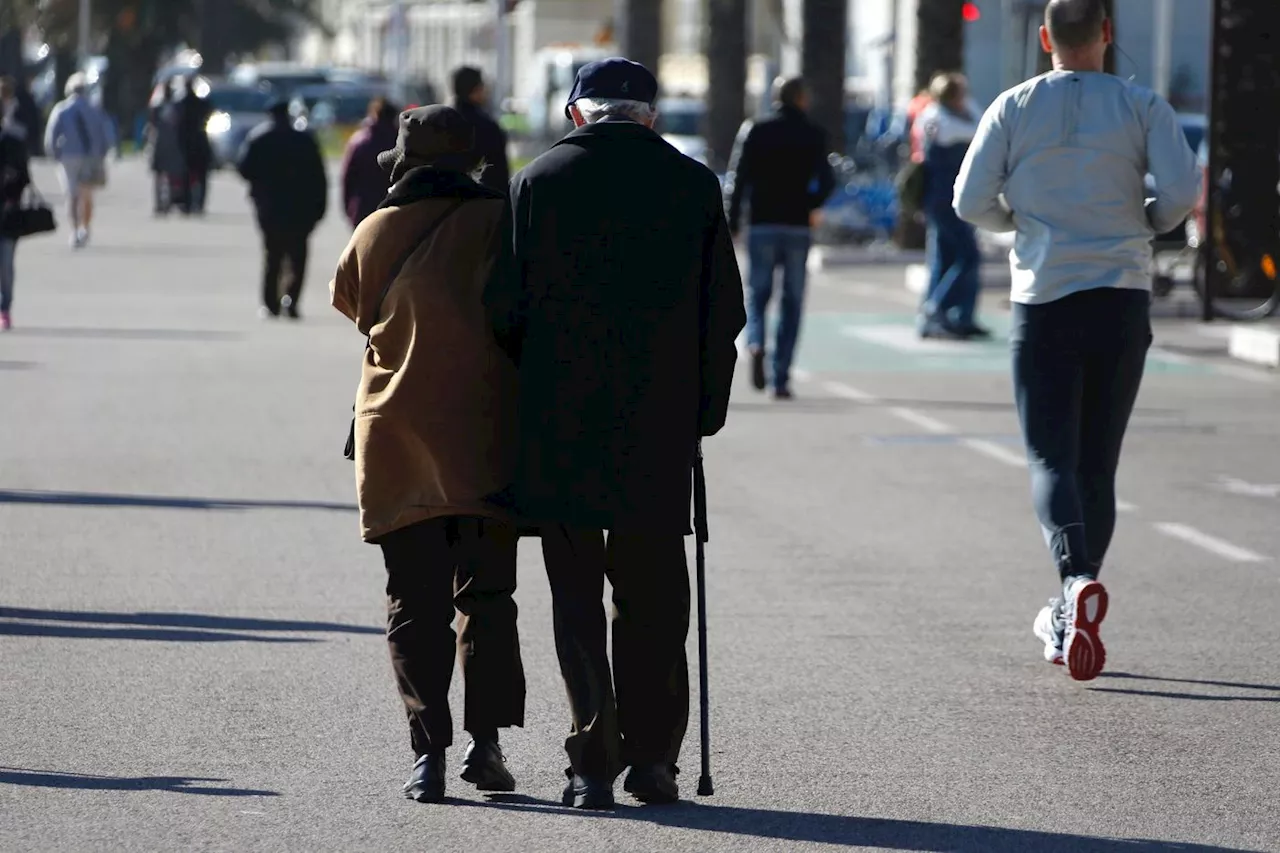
331 177 518 542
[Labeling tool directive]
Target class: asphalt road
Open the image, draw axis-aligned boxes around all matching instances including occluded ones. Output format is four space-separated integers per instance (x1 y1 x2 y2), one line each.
2 159 1278 853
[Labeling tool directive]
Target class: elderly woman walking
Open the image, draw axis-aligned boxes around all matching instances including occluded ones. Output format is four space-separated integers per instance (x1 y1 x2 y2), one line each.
330 105 525 804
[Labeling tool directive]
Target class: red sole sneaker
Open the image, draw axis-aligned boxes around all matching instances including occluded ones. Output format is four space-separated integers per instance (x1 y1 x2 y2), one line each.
1064 580 1109 682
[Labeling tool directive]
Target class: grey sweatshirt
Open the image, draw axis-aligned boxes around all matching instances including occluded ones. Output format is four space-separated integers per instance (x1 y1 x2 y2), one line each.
954 70 1200 305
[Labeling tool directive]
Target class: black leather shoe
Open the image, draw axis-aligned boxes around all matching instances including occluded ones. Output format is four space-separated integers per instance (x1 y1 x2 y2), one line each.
561 770 615 810
402 753 446 803
624 763 680 804
460 739 516 792
750 348 767 391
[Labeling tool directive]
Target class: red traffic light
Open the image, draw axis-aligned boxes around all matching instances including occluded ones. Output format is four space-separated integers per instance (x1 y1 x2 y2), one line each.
963 2 981 21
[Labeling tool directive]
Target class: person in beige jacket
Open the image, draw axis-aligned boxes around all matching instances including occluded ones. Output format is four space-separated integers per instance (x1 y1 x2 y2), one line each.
330 105 523 804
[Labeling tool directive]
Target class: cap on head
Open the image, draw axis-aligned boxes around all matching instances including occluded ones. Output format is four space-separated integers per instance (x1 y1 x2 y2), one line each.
564 57 658 120
1045 0 1109 51
377 104 479 176
65 72 88 97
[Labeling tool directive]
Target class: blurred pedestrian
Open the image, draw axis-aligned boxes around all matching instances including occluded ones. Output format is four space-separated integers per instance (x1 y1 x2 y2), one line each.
726 76 835 400
485 57 745 809
339 97 399 228
1 77 33 331
146 82 186 216
237 98 328 320
331 105 525 804
12 77 42 157
177 74 213 214
955 0 1199 681
450 66 509 193
44 73 112 248
917 72 988 340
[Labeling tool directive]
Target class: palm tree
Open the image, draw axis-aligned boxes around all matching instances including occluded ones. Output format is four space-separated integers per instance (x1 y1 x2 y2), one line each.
802 0 847 155
617 0 662 78
706 0 747 173
914 0 965 92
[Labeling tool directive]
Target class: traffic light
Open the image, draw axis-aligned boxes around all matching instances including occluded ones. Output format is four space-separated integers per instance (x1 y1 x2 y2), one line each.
962 3 981 22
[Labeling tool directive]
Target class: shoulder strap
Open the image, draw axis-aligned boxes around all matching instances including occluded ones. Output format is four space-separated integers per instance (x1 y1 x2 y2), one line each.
365 197 466 343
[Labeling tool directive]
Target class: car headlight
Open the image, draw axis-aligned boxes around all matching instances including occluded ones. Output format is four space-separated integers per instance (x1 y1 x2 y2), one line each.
206 111 232 135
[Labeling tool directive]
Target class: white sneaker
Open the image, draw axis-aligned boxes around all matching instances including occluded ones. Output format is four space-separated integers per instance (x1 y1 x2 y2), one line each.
1033 599 1065 665
1062 577 1109 682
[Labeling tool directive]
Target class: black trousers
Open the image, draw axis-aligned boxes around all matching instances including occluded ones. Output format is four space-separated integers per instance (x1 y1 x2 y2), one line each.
541 526 690 782
1011 288 1151 580
379 517 525 758
260 226 310 313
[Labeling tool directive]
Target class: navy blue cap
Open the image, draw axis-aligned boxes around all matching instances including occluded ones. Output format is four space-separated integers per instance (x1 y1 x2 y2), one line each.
564 57 658 120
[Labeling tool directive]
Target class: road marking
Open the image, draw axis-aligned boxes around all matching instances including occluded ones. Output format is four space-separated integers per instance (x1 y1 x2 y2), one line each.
1153 522 1268 563
887 407 954 434
792 368 813 383
960 438 1028 468
820 380 880 403
1115 499 1139 514
1218 476 1280 499
843 324 985 355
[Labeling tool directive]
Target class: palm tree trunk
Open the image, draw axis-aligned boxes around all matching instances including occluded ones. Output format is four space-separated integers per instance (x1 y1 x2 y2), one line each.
706 0 747 173
802 0 847 155
617 0 663 79
914 0 965 92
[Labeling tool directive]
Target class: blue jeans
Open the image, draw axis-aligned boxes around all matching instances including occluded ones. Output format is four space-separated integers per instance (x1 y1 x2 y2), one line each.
1011 288 1151 580
922 207 980 330
0 238 15 314
746 225 811 390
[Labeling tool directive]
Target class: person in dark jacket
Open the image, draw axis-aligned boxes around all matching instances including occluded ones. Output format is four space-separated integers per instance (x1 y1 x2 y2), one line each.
451 66 509 193
339 97 400 228
177 74 213 214
726 77 835 399
238 99 328 319
1 77 33 331
917 72 988 340
485 57 745 810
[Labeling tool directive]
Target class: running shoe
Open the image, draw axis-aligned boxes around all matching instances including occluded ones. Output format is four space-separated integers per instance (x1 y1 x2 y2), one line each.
1033 598 1066 666
1062 576 1109 681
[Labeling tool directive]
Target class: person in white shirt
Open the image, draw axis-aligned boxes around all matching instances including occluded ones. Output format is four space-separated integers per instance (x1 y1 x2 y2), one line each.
954 0 1199 682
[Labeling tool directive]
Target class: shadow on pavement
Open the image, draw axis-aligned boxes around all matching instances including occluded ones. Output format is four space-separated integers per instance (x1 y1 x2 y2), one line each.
4 327 241 342
459 797 1256 851
1099 672 1280 692
0 767 279 797
0 607 380 635
0 607 379 642
0 489 356 512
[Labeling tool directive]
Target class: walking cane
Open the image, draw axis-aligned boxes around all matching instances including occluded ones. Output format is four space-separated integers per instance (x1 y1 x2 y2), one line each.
694 442 714 797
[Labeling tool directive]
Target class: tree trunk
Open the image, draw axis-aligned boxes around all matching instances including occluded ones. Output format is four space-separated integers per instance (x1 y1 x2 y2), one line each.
617 0 662 79
706 0 747 173
802 0 847 155
914 0 964 93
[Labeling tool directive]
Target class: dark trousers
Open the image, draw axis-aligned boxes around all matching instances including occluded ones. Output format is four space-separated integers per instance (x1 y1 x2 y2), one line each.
541 526 691 782
922 206 981 330
260 226 310 313
1011 288 1151 580
379 517 525 758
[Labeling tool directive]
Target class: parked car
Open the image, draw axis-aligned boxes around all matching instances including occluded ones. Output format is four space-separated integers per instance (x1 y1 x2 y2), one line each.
656 97 708 166
228 62 329 98
205 84 274 168
289 84 388 133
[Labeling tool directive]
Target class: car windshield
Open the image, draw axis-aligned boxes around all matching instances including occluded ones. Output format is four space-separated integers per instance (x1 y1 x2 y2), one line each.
208 89 272 113
660 107 702 137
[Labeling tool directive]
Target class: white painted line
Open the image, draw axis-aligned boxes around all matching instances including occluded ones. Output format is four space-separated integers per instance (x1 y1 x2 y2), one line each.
821 380 880 404
792 368 813 383
1218 476 1280 499
961 438 1028 468
887 406 954 434
1115 499 1139 514
1153 522 1268 563
844 324 980 355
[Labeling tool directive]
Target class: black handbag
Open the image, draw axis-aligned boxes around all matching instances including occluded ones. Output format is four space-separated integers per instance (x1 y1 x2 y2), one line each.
344 198 467 460
0 185 56 238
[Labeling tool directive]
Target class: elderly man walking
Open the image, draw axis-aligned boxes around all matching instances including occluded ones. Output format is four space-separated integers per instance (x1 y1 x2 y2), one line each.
954 0 1198 681
486 58 745 809
44 74 113 248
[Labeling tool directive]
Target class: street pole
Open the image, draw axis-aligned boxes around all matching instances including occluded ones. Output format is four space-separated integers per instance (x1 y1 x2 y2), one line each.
78 0 91 65
1153 0 1173 98
493 0 510 110
1000 0 1018 90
